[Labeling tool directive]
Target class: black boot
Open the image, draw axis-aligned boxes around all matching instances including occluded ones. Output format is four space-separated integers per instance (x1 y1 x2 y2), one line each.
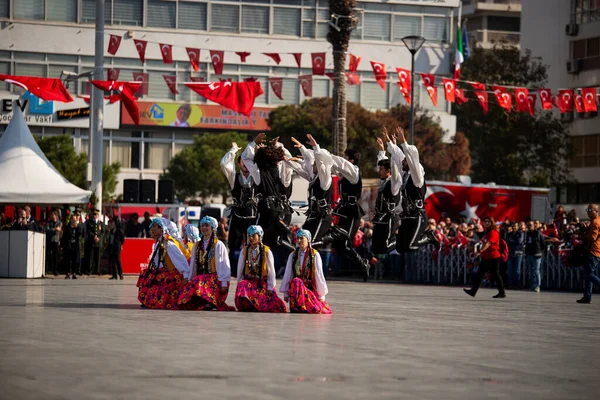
414 230 439 248
276 237 295 252
463 288 476 297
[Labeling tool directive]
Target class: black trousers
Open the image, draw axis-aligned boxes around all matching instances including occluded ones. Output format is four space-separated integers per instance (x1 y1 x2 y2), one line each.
111 245 123 278
46 241 59 274
85 244 101 274
257 205 290 250
228 212 253 252
325 204 366 269
372 214 396 254
396 210 428 252
63 247 80 275
470 257 506 295
303 211 333 243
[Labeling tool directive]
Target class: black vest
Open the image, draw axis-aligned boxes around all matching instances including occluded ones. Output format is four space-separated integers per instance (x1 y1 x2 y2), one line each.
375 178 400 215
308 176 332 213
401 175 427 212
231 172 254 205
339 168 362 202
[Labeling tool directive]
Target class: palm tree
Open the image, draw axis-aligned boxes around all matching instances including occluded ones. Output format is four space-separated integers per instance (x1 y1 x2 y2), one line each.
327 0 357 156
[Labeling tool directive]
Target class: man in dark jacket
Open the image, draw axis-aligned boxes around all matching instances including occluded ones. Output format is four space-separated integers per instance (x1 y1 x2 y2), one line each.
45 211 62 276
506 221 525 289
525 220 546 292
83 210 105 275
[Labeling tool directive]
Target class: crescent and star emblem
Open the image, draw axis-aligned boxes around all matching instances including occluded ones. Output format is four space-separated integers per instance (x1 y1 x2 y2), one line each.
314 56 323 66
444 82 453 93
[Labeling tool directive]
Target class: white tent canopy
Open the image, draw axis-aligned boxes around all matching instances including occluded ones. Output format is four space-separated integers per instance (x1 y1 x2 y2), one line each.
0 107 91 204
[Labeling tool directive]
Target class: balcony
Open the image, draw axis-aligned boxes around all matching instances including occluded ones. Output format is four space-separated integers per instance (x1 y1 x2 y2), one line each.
463 0 521 17
471 29 520 46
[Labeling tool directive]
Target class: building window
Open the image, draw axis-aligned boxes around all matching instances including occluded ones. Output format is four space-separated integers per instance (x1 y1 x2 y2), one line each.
571 134 600 168
112 0 143 26
241 5 269 34
144 142 171 170
178 1 207 31
14 0 45 21
572 0 600 24
211 3 240 33
363 13 391 41
423 16 448 43
362 81 387 110
273 7 301 36
147 0 176 29
570 36 600 72
393 15 421 41
0 0 8 18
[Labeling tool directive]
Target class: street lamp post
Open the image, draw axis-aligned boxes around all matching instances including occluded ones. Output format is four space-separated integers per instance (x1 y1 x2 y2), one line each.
401 35 426 145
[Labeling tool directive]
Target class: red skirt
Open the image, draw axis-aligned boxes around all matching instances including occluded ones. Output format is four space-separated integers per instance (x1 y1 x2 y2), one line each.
138 267 184 310
235 278 287 313
288 278 332 314
177 274 235 311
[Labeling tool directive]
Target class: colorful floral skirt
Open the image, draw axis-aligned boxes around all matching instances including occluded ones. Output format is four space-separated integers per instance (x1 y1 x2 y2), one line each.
234 278 287 313
137 267 184 310
177 274 235 311
288 278 332 314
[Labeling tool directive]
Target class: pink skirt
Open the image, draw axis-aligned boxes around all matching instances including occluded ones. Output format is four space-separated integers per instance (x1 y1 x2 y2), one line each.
235 278 287 313
288 278 332 314
177 274 235 311
138 267 184 310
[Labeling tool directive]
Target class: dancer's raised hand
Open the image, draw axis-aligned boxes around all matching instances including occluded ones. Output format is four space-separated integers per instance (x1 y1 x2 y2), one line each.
395 127 406 144
376 137 385 152
291 137 303 148
306 134 318 147
255 132 267 145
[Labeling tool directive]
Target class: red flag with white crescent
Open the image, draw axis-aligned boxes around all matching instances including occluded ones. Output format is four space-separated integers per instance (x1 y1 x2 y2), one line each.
159 43 173 64
492 85 512 111
132 72 149 96
527 93 536 116
311 53 325 75
107 68 120 81
235 52 250 63
346 72 360 86
90 80 141 125
0 74 73 102
470 82 486 91
133 39 147 63
420 73 436 105
163 75 179 95
574 94 585 113
184 81 264 117
397 82 411 105
349 54 361 72
292 53 302 68
475 91 488 114
582 87 598 112
396 68 411 93
263 53 281 65
558 89 574 113
269 77 283 100
186 47 200 72
325 72 334 81
442 78 456 103
514 88 529 112
370 61 387 90
210 50 225 75
455 89 468 105
538 88 553 110
107 35 121 55
298 75 312 97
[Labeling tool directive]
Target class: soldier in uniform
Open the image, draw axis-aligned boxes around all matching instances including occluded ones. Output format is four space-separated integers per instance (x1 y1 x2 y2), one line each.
84 209 105 275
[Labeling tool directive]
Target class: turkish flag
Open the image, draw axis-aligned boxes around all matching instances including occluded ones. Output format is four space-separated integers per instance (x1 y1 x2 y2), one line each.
397 82 411 105
442 78 456 103
159 43 173 64
90 80 141 125
311 52 326 75
371 61 387 90
396 68 411 92
575 94 585 113
107 35 121 55
349 54 361 72
514 88 529 112
235 52 250 62
298 75 312 97
420 73 436 105
268 77 283 100
426 86 438 107
133 39 147 63
0 74 73 102
186 47 200 72
132 72 149 96
163 75 179 95
264 53 281 65
558 89 574 113
538 88 553 110
492 86 512 111
291 53 302 68
107 68 120 81
527 93 536 116
455 89 468 105
582 88 598 112
470 82 486 91
190 76 205 82
210 50 225 75
185 81 264 117
475 91 488 114
325 72 334 81
346 72 360 86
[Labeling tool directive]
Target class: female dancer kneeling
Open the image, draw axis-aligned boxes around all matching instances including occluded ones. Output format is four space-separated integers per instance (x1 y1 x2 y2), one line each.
280 229 332 314
178 216 235 311
235 225 287 313
137 218 190 309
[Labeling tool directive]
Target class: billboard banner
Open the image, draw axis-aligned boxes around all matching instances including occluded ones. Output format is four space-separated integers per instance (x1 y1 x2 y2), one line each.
121 102 271 131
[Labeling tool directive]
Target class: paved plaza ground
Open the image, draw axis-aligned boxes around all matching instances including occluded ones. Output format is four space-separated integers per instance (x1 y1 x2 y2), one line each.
0 278 599 400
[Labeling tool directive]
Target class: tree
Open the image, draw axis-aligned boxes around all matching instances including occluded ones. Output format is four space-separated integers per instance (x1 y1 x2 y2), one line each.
37 135 121 204
161 132 249 203
453 43 571 187
268 98 470 180
327 0 357 156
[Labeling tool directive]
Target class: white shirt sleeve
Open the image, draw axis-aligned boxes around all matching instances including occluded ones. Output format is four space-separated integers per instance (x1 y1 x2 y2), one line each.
220 145 241 190
279 253 294 296
236 249 245 282
215 241 231 286
400 142 425 189
187 242 197 280
266 248 276 291
377 150 388 163
386 142 402 197
313 251 328 300
284 159 312 181
312 145 333 191
276 142 294 188
166 241 190 276
241 141 261 185
314 147 359 184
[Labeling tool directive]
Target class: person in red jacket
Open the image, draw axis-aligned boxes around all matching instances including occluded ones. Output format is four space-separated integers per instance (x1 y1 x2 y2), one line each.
463 216 506 299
